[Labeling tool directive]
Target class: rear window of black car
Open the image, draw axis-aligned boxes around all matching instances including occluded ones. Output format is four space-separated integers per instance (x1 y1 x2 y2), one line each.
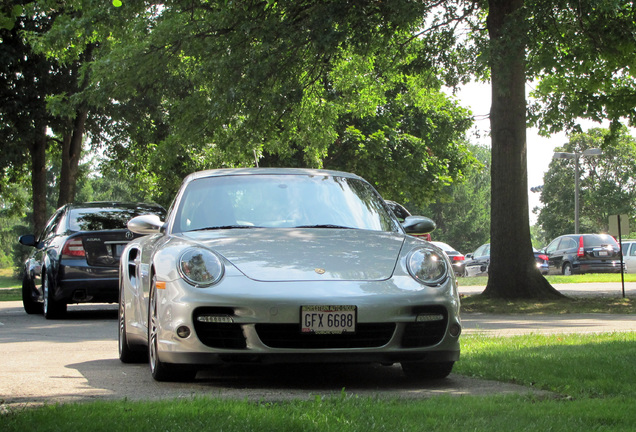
68 206 165 231
583 234 618 248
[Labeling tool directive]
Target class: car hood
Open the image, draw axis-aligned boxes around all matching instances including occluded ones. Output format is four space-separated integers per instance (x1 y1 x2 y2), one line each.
178 228 406 282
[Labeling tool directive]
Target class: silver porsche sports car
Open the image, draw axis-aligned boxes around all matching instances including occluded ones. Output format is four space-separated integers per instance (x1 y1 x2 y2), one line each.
119 168 461 381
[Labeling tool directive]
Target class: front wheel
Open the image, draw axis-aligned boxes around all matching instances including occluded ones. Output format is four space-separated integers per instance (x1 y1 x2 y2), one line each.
22 276 42 315
562 263 573 276
42 272 66 319
401 361 454 380
148 276 196 382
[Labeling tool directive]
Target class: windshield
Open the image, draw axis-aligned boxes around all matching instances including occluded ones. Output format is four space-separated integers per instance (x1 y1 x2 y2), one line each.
583 234 618 248
173 174 400 233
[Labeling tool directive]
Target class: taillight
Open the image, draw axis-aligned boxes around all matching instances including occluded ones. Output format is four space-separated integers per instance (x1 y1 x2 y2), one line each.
538 254 549 261
452 255 465 261
577 236 585 257
61 238 86 258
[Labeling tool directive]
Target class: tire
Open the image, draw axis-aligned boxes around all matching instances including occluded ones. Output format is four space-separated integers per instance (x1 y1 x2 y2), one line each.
401 361 454 380
42 271 66 319
562 262 573 276
22 277 42 315
119 282 147 363
148 276 196 382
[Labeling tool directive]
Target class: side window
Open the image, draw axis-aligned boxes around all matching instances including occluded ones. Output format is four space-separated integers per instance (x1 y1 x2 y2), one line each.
630 243 636 257
545 238 560 254
39 212 63 242
474 245 486 258
562 238 577 250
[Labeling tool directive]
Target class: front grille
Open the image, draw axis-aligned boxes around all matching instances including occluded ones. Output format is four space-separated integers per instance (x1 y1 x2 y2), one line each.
193 307 246 349
401 306 448 348
255 323 396 349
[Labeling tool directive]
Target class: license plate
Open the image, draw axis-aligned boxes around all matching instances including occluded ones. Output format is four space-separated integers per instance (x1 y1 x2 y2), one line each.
301 305 356 334
599 251 609 256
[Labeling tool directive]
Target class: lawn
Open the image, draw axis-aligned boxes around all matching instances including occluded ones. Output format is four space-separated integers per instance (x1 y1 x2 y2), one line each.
1 265 635 430
1 332 634 431
0 268 20 290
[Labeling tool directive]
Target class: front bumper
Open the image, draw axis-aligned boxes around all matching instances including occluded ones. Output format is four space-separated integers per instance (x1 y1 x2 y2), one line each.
154 275 462 366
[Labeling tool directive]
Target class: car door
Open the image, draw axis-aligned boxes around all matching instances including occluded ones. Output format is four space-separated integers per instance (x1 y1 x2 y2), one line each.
30 209 65 290
624 242 636 273
545 236 565 274
465 244 489 276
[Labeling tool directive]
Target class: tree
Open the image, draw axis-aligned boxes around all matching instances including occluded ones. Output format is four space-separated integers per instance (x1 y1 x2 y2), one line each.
86 1 479 207
1 2 61 235
417 143 491 255
538 127 636 239
526 0 636 134
482 0 562 299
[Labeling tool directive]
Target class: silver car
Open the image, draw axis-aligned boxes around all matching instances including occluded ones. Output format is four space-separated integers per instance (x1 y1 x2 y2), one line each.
118 168 461 381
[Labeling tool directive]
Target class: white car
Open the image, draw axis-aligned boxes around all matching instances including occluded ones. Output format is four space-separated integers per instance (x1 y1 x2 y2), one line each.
621 240 636 273
118 168 461 381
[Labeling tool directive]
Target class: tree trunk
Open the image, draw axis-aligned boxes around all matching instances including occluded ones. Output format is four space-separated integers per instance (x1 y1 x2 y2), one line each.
57 107 88 207
30 124 48 236
483 0 563 299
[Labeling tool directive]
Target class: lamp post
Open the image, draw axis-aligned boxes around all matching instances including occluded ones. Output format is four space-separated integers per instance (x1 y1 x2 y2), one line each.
552 148 602 234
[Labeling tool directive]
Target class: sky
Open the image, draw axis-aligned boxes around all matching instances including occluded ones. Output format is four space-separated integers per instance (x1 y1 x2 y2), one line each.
451 81 587 224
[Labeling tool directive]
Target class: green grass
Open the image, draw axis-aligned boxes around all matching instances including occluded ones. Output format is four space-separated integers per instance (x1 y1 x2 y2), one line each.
2 333 635 431
459 273 636 286
461 295 635 314
0 268 20 290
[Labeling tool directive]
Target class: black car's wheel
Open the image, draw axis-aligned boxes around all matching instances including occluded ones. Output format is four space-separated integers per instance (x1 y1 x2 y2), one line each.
148 276 196 382
22 276 42 315
562 262 573 276
401 361 454 380
42 271 66 319
119 283 147 363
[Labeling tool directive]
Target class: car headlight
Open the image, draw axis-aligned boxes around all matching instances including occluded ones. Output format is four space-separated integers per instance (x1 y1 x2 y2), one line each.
178 248 224 287
407 247 448 286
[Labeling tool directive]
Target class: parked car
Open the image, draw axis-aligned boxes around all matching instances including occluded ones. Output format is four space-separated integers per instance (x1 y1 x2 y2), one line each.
464 243 490 277
119 168 461 382
430 241 466 277
533 248 550 275
385 200 432 241
620 240 636 273
543 234 623 275
464 243 548 277
19 202 166 318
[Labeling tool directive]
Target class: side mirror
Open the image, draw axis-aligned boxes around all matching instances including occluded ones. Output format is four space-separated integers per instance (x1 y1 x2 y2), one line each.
465 253 473 260
128 214 164 235
19 234 37 248
403 216 436 235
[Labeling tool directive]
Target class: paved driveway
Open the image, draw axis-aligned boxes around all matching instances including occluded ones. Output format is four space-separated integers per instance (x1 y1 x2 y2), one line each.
459 282 636 336
0 282 633 408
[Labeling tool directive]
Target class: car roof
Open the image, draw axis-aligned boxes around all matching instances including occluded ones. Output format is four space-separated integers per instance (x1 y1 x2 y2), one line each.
183 168 365 183
65 202 165 211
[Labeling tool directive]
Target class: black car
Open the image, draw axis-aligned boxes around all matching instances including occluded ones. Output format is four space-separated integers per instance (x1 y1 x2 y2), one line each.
385 200 433 241
464 243 549 277
544 234 623 275
431 241 466 277
19 202 166 318
464 243 490 277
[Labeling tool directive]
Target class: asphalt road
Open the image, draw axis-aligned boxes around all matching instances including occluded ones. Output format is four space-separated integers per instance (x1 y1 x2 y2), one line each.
0 282 633 408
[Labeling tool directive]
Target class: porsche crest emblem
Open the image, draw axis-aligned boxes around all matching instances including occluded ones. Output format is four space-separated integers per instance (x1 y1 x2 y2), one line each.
314 268 326 275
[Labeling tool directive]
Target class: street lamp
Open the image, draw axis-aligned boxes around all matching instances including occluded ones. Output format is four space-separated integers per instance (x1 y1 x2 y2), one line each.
552 148 602 234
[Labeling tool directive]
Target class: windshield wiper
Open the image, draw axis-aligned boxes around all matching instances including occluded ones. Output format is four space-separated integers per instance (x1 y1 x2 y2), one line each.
294 224 354 229
190 225 257 232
